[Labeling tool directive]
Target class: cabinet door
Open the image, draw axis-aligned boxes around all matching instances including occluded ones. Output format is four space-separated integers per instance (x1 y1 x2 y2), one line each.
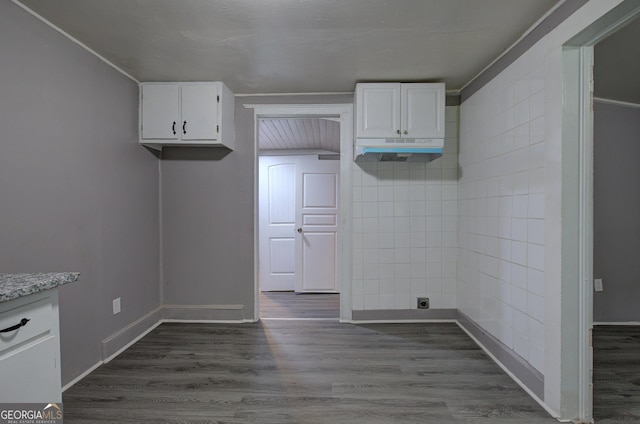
141 84 180 140
401 83 445 139
0 336 61 403
181 84 219 141
356 83 400 138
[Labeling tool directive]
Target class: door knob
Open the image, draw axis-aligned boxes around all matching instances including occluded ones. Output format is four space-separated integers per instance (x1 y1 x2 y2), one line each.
297 228 303 233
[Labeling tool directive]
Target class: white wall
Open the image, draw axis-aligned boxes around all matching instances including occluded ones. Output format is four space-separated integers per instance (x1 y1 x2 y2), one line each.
351 106 459 310
458 41 547 373
457 0 627 418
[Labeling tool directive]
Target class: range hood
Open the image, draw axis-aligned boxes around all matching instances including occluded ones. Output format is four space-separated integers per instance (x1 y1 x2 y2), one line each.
354 138 443 163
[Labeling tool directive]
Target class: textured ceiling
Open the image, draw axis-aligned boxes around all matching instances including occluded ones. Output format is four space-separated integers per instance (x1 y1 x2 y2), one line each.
594 16 640 105
16 0 562 94
259 119 340 153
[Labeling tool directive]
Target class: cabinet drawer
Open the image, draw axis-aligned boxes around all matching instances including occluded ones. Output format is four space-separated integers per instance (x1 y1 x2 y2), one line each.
0 297 54 354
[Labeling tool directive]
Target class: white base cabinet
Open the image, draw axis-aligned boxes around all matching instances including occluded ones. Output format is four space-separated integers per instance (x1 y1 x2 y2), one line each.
355 83 445 139
0 289 62 403
139 82 235 151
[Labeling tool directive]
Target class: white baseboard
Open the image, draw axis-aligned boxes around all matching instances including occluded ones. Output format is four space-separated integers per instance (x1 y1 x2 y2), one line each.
66 306 254 389
593 321 640 326
455 320 567 422
62 360 103 392
103 320 163 364
345 319 457 324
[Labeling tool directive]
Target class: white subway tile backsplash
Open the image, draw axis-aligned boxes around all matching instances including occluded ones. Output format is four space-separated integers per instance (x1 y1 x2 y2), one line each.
379 279 396 295
511 241 527 266
528 193 545 219
364 295 380 310
527 219 544 245
395 294 412 309
528 343 545 374
458 45 546 375
527 243 545 271
511 286 528 313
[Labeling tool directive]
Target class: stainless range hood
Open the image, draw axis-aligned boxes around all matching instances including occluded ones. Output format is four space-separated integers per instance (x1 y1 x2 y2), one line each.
354 138 443 163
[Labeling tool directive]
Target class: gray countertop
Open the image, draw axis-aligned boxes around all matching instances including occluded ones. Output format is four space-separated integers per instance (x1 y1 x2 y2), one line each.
0 273 79 303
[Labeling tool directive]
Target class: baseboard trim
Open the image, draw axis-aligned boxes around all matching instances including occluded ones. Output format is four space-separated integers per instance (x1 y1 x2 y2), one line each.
456 312 546 400
593 321 640 326
351 308 458 322
161 304 245 321
102 308 163 363
62 360 103 392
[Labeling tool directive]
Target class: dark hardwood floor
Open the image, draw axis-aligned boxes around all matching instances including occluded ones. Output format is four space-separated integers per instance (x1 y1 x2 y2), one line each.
259 292 339 319
63 321 558 423
593 325 640 423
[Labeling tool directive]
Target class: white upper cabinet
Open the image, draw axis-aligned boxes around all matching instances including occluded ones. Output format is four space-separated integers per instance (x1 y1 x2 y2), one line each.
356 83 445 139
356 83 401 138
141 84 180 140
140 82 235 151
180 84 219 141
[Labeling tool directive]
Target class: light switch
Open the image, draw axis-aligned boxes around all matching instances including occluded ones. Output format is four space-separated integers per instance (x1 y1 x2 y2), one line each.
594 279 603 292
113 298 121 314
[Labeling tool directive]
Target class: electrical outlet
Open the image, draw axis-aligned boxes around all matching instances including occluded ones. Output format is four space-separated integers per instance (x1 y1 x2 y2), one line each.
417 297 429 309
113 298 121 314
594 279 604 292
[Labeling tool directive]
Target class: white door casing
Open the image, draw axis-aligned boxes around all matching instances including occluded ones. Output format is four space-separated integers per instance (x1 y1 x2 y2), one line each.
248 103 354 321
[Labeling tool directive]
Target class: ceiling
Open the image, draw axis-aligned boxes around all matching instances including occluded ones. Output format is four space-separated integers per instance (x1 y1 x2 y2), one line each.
16 0 562 94
259 118 340 153
594 16 640 105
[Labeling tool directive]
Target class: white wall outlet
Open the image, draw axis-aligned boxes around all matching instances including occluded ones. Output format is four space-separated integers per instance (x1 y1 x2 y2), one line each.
594 279 604 292
113 298 121 314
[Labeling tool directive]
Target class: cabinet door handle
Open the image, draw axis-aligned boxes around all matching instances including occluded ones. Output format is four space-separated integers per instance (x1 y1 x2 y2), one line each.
172 121 176 135
403 130 408 135
396 129 401 135
183 121 187 135
0 318 30 333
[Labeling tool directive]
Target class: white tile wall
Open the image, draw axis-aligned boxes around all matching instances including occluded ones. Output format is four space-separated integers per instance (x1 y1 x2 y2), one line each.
458 44 546 374
352 106 459 311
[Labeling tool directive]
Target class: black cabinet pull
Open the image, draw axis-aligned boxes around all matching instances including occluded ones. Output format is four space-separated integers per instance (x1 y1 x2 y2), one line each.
183 120 187 135
0 318 30 333
172 121 176 135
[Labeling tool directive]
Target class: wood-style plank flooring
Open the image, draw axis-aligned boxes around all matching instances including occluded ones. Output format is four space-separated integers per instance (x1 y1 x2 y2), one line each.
63 321 558 423
259 292 339 319
593 325 640 423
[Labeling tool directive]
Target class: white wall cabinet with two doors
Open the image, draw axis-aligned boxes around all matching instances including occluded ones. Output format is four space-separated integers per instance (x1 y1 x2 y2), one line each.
139 82 235 151
355 82 445 139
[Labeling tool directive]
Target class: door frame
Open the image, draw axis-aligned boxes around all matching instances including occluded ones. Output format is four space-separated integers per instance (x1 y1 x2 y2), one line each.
563 2 640 421
245 103 354 321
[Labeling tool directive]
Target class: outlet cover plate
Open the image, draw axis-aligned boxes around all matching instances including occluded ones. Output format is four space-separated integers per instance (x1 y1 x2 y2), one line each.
113 298 121 314
594 279 603 292
417 297 429 309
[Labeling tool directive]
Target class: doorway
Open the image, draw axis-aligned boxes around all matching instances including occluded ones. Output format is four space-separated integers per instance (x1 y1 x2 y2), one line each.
564 3 640 421
591 15 640 423
246 103 354 321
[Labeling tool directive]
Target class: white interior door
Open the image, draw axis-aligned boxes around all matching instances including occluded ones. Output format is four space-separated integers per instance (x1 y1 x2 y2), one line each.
259 155 340 293
295 157 340 293
259 157 297 291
